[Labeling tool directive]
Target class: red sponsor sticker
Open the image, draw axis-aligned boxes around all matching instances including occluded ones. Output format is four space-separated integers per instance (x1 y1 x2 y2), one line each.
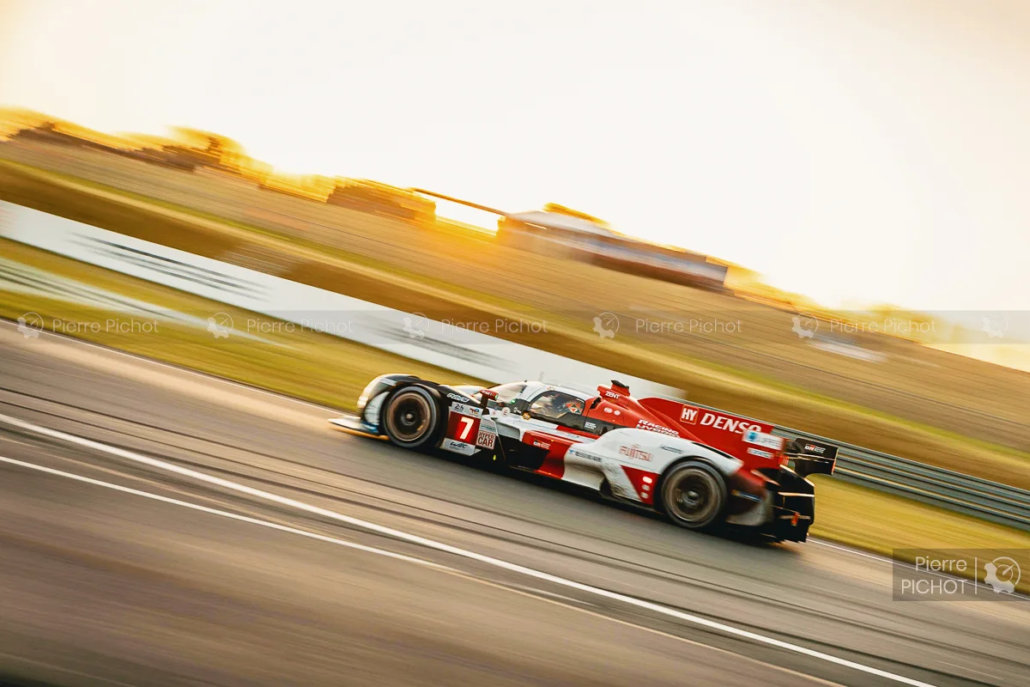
448 412 480 443
680 405 700 425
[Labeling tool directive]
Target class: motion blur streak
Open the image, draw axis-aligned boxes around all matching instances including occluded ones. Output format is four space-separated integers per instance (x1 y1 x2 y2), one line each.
0 412 937 687
0 455 860 687
2 329 1025 685
0 454 449 570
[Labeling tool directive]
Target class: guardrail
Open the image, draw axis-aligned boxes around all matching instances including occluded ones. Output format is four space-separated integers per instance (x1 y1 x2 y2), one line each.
777 427 1030 531
679 400 1030 531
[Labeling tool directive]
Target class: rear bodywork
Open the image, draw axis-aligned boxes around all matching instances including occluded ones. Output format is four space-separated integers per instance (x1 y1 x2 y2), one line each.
331 375 838 542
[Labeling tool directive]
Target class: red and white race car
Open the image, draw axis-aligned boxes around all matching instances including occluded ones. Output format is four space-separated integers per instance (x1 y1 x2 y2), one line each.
331 375 837 542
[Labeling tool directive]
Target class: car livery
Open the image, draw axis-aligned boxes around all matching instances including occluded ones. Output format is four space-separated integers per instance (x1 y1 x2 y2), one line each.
330 374 838 542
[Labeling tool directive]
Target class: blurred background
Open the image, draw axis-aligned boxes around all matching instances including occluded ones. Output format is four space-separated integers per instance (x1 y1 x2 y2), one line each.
1 0 1028 480
1 2 1030 685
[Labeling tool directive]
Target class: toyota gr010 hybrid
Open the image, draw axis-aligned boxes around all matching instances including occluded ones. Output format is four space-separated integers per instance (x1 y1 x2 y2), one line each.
330 375 838 542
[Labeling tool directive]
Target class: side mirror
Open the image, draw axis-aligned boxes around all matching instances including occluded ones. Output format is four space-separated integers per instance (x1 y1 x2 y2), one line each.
479 389 498 407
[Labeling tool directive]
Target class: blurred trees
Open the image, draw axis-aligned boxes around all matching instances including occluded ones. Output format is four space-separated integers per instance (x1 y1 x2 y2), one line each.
0 110 441 223
167 127 248 173
327 180 436 226
542 202 610 228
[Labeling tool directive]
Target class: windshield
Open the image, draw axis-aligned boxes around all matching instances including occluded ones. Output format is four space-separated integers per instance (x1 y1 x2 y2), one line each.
489 382 527 403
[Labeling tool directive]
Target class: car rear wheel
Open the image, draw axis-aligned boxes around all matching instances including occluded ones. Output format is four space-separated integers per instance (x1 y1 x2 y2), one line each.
661 462 727 530
383 387 440 450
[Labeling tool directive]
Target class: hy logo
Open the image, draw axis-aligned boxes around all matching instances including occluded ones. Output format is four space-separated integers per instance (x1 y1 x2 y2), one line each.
592 312 619 340
984 556 1020 594
17 312 44 340
982 315 1007 339
791 314 818 340
207 312 234 339
679 405 700 425
402 312 430 339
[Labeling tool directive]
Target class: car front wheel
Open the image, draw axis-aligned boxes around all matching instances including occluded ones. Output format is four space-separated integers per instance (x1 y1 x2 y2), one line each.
382 387 440 450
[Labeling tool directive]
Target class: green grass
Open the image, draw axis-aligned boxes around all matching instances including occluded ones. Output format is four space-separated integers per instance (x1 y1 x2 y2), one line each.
812 477 1030 594
0 240 482 410
1 240 1028 567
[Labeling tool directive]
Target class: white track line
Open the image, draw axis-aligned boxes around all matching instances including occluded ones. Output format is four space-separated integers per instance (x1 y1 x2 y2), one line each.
0 455 445 570
0 412 936 687
8 321 1007 591
0 454 846 687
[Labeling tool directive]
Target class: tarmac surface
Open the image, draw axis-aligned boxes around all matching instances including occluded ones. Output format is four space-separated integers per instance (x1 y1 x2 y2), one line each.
0 322 1027 687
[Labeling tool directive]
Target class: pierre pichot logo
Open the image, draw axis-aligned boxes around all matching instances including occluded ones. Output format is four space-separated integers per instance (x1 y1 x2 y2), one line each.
592 312 619 340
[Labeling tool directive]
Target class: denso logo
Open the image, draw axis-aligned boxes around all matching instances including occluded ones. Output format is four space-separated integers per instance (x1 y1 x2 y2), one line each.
699 412 762 435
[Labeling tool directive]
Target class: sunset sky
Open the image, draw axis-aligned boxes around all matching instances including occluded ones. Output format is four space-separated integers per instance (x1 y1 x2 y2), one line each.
1 0 1028 316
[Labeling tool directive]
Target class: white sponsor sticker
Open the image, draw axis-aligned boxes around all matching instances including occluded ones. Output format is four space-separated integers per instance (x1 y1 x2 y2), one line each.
743 430 783 450
747 447 774 459
636 419 679 436
450 403 482 418
442 439 476 455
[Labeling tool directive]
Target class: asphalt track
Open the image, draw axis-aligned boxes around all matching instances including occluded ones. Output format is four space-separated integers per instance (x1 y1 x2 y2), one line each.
0 322 1027 687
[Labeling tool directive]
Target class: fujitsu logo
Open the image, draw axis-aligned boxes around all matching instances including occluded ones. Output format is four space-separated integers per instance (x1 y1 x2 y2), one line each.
619 444 653 462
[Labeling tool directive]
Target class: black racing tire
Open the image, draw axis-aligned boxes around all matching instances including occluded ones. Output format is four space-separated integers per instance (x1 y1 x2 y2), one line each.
382 386 442 450
660 461 727 530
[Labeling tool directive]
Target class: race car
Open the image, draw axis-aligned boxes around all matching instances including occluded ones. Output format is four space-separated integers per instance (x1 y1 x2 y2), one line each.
330 374 838 542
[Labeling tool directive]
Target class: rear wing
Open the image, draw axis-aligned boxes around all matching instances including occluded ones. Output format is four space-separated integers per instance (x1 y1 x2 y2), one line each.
783 438 838 478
